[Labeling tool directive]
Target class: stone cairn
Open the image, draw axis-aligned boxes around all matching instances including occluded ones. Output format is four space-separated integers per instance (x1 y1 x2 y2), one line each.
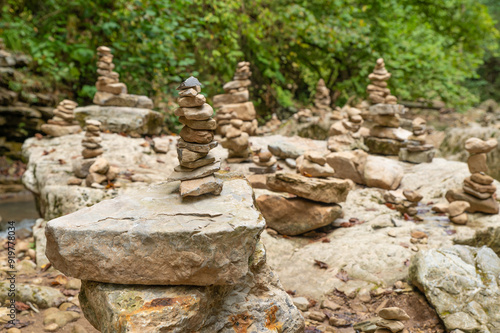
251 150 277 174
297 151 334 178
68 119 118 187
92 46 153 109
367 58 397 105
214 61 258 137
375 307 410 333
327 106 365 152
399 117 435 163
293 108 314 123
169 76 222 198
313 79 332 115
384 189 423 220
446 137 499 214
41 100 81 137
220 119 251 163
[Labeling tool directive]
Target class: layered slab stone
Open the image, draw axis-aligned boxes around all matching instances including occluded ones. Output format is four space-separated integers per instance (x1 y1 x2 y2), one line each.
369 103 404 116
218 101 256 121
74 105 163 136
93 91 153 109
266 173 353 203
399 148 435 164
45 179 265 286
40 124 81 137
79 246 304 333
213 90 249 108
365 136 405 155
446 188 499 214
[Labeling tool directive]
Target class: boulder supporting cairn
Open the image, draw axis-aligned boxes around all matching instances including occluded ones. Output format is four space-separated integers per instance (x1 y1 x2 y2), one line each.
257 172 352 235
45 179 304 332
214 61 258 136
220 119 251 163
92 46 153 109
169 76 223 198
399 117 435 163
41 100 81 137
446 137 499 214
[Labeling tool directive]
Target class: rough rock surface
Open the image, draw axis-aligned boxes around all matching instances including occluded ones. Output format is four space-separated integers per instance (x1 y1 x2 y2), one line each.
410 245 500 333
74 105 163 136
79 244 304 333
46 179 265 286
256 194 343 235
364 155 404 190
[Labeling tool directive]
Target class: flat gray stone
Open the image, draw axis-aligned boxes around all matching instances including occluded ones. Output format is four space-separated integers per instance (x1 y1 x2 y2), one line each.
46 179 265 286
168 161 221 181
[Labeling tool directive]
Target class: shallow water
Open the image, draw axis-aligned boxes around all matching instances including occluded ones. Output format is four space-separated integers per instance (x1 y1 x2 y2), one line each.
0 192 40 225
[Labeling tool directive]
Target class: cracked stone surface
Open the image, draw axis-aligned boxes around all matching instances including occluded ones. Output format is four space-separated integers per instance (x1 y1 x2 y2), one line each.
45 178 265 286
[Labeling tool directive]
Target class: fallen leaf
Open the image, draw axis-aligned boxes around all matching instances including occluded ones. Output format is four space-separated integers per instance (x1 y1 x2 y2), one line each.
58 159 66 165
34 133 43 140
156 159 165 164
138 164 150 169
403 213 411 221
15 301 30 311
308 299 317 307
340 222 352 228
286 290 296 296
400 242 410 248
321 237 331 243
51 274 68 286
445 229 457 235
385 203 395 210
40 263 52 272
314 260 328 269
140 141 149 147
105 181 115 190
335 270 349 282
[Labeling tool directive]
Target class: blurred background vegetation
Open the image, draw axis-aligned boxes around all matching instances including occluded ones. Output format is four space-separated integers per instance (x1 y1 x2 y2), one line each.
0 0 499 120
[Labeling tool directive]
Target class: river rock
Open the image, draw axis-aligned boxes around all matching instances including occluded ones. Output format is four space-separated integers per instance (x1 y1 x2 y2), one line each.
464 138 498 154
446 189 499 214
179 175 223 197
409 245 500 333
168 161 221 182
467 153 488 174
369 126 412 141
180 126 214 144
326 150 367 185
364 156 404 190
267 173 353 203
46 179 265 286
79 252 304 333
399 148 435 164
256 194 343 235
179 116 217 130
0 282 65 309
297 156 335 178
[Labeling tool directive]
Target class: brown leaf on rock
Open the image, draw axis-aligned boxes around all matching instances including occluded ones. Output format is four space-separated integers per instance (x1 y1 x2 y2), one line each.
156 159 165 163
385 203 395 210
138 164 150 169
336 270 350 282
314 260 328 269
15 301 30 311
58 159 66 165
51 274 68 286
411 231 428 239
41 263 52 272
286 290 296 296
42 148 56 156
35 133 43 140
321 237 331 243
140 141 150 147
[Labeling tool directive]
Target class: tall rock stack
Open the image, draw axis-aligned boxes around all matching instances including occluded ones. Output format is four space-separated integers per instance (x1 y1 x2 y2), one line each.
45 179 304 332
327 106 365 152
446 137 499 214
367 58 397 105
82 120 103 159
365 104 411 155
94 46 127 96
313 79 332 115
399 117 435 163
41 100 81 137
169 76 222 198
214 61 258 137
220 119 250 163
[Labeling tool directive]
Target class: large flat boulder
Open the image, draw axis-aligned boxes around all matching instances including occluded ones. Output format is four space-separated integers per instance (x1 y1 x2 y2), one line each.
363 155 404 190
45 178 265 286
409 245 500 332
267 173 353 204
79 244 304 333
74 105 163 136
93 91 153 109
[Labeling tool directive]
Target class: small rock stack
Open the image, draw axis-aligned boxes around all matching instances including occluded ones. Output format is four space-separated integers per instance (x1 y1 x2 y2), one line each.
384 189 423 218
297 151 335 178
365 104 411 155
92 46 153 109
293 108 314 123
399 117 435 163
82 120 103 159
375 307 410 333
313 79 332 115
80 157 118 189
257 113 281 134
41 100 81 137
367 58 397 105
169 76 222 198
214 61 258 136
220 119 250 163
251 151 277 174
95 46 127 96
446 137 499 214
327 106 365 152
447 201 470 225
256 172 352 236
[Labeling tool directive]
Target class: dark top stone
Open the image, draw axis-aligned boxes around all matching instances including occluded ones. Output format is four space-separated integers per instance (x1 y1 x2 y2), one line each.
177 76 202 90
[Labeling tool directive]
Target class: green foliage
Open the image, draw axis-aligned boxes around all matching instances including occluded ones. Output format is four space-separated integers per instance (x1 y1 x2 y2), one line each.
1 0 498 115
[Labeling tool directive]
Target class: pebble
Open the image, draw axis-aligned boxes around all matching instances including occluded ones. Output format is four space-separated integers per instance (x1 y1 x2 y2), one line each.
321 299 341 311
292 296 310 311
378 307 410 321
71 324 88 333
387 230 396 237
44 323 59 332
329 316 350 327
308 310 327 322
65 279 82 290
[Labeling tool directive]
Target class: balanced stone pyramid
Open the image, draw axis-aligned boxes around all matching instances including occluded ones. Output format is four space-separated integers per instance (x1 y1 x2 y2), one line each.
41 99 81 137
327 106 365 152
214 61 258 136
399 117 435 163
251 151 277 174
367 58 397 105
45 179 304 332
169 76 223 198
313 79 332 115
82 119 103 159
446 137 499 214
220 119 250 163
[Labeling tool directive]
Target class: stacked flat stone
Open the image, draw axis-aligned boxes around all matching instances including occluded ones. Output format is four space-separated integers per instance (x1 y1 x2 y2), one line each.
367 58 397 105
45 179 304 332
446 137 499 214
170 76 222 198
41 100 81 137
214 61 257 136
375 307 410 333
82 120 103 159
327 107 365 152
94 46 127 96
365 104 411 155
92 46 153 109
399 117 435 163
314 79 332 114
384 189 422 218
250 151 277 174
220 119 250 163
297 151 334 178
258 172 352 235
293 108 314 123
